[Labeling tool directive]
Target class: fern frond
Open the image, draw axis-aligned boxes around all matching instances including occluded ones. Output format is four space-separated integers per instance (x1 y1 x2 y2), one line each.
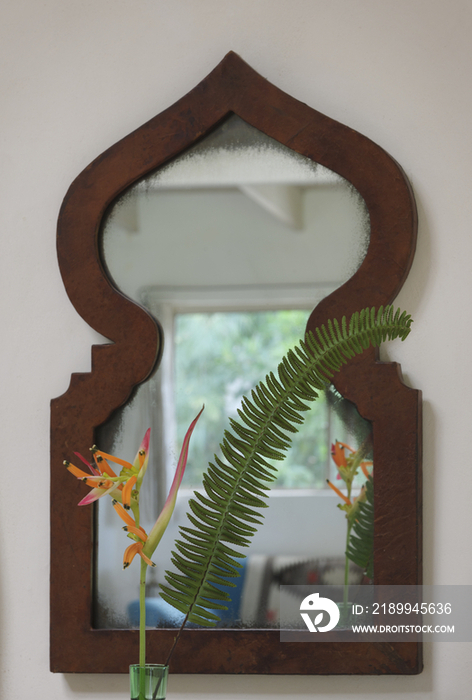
346 475 374 578
160 306 411 625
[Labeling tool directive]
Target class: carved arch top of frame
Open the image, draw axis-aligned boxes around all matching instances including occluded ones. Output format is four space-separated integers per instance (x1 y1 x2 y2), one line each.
57 50 417 397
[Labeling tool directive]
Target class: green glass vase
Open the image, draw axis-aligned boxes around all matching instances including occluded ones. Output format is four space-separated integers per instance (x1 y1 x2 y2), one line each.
130 664 168 700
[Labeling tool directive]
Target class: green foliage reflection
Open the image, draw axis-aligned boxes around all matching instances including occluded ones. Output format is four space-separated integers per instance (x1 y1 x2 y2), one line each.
174 310 330 489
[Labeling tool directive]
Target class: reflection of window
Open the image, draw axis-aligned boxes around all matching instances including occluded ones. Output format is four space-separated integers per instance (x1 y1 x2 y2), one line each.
174 309 341 489
94 291 372 627
141 285 372 506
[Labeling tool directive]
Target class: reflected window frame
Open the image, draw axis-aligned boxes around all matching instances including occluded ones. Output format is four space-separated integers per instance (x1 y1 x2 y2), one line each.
142 286 338 492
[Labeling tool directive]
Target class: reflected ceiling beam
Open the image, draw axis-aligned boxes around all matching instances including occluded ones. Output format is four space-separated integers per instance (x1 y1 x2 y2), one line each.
240 184 303 230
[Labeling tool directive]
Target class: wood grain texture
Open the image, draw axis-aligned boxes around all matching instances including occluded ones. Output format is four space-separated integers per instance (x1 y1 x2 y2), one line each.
51 52 422 674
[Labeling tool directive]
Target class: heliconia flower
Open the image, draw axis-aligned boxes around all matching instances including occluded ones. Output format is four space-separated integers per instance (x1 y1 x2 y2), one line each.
123 542 155 569
65 428 151 508
64 454 121 505
142 406 204 561
65 410 203 571
93 428 150 509
110 500 155 569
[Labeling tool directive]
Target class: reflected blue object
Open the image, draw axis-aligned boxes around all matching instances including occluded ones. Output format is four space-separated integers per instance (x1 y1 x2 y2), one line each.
128 559 247 628
128 596 185 628
210 557 247 625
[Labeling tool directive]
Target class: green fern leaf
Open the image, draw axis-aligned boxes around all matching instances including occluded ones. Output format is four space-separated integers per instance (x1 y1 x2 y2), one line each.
161 306 412 626
346 475 374 578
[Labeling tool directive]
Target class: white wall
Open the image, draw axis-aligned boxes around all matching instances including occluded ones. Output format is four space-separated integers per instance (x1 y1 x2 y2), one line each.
2 1 472 698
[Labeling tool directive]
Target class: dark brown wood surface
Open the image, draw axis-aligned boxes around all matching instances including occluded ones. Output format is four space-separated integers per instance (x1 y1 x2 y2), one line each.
51 52 422 674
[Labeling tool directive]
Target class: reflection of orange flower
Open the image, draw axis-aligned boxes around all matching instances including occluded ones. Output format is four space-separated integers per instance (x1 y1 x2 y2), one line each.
326 478 352 505
331 441 354 469
330 440 372 481
327 440 372 516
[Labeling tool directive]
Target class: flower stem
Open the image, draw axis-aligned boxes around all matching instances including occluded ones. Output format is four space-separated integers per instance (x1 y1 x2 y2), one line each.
138 558 147 700
139 558 147 667
343 472 353 612
344 522 352 609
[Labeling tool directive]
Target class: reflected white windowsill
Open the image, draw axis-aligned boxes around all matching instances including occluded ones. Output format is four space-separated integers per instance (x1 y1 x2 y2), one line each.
178 486 363 499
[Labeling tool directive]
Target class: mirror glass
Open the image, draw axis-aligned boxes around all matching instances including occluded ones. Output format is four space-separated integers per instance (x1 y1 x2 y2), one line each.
95 115 372 629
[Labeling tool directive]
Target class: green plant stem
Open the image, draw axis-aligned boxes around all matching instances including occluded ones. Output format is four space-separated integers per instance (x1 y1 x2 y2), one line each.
343 471 354 612
344 522 352 610
164 611 190 667
139 558 147 700
139 558 147 667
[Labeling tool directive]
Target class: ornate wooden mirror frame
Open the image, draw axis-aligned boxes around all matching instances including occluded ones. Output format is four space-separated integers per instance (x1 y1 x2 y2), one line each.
50 52 422 674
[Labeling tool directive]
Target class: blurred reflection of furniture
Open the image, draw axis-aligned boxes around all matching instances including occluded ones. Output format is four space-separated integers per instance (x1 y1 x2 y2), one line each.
127 555 365 629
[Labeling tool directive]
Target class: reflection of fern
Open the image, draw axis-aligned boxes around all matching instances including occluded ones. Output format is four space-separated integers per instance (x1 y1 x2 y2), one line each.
160 307 411 627
346 475 374 578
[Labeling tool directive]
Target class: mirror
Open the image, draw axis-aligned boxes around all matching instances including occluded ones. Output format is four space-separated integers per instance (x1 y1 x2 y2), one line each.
51 52 421 674
96 115 372 629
